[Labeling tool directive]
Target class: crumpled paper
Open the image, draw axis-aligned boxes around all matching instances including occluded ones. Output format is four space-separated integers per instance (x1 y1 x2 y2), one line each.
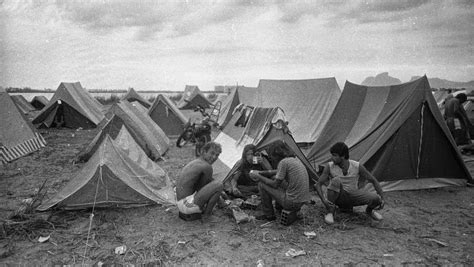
285 248 306 257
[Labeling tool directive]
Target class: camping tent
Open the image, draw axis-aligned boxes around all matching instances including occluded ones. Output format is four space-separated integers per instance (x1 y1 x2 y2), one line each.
212 105 318 184
11 95 36 114
177 85 211 109
30 96 49 110
122 88 151 108
38 130 175 210
102 101 170 161
32 82 105 129
76 115 149 162
217 78 341 143
306 76 473 191
433 90 450 109
148 94 188 137
255 78 341 143
216 86 257 129
1 88 46 164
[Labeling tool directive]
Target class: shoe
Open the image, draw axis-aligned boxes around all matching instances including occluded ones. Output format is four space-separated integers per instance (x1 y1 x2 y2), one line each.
255 214 276 221
324 213 334 224
369 210 383 221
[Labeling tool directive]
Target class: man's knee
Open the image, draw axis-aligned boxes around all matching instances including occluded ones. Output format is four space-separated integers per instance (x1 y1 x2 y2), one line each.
326 177 342 193
210 181 223 194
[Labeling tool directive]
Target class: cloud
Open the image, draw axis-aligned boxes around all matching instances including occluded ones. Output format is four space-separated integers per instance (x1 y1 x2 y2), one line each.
53 1 259 40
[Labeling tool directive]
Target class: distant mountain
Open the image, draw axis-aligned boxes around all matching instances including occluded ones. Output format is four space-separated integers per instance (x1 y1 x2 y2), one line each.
361 72 402 86
410 76 474 89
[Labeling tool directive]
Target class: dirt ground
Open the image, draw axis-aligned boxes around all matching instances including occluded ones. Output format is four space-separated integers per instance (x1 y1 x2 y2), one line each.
1 119 474 265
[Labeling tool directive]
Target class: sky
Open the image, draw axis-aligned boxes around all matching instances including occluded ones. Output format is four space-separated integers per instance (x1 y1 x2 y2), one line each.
1 0 473 91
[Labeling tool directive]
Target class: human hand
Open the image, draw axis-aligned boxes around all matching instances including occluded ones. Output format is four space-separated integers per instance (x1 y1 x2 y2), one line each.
375 197 385 210
249 170 260 182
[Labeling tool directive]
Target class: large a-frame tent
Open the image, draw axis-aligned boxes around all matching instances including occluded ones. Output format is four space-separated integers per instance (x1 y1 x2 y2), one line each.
1 88 46 164
216 78 341 143
122 88 151 109
212 105 318 184
148 94 188 137
177 85 211 109
38 130 175 210
32 82 104 129
307 76 473 191
11 95 36 114
102 101 170 161
255 78 341 143
30 95 49 110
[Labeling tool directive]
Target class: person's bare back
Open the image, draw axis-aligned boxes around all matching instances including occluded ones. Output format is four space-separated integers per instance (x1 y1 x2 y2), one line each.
176 158 213 201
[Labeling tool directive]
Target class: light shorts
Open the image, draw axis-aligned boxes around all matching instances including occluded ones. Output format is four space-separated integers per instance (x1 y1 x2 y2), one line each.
176 193 202 214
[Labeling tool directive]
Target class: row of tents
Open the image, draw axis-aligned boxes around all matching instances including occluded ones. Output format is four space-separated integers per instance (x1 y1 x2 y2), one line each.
2 76 473 211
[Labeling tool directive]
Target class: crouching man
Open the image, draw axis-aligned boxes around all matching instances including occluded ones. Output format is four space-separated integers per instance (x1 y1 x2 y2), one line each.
250 140 310 221
176 142 223 222
315 142 385 224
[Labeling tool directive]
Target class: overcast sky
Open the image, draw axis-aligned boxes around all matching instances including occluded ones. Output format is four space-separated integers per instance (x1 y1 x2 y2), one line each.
1 0 473 91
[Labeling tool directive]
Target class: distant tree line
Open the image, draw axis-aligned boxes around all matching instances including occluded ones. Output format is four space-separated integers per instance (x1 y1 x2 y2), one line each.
5 87 54 92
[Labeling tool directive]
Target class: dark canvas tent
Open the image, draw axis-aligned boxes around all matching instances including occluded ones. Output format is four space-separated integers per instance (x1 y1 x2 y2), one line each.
307 76 473 191
148 94 188 137
177 85 211 109
1 88 46 164
32 82 105 129
30 95 49 110
102 101 170 161
11 95 36 114
212 106 318 184
38 131 175 210
122 88 151 108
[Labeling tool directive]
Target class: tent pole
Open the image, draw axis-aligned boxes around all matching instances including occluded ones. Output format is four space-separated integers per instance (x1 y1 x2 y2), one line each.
416 103 425 178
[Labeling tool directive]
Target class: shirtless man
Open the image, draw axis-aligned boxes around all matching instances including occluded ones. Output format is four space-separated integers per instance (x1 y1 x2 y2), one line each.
176 142 223 220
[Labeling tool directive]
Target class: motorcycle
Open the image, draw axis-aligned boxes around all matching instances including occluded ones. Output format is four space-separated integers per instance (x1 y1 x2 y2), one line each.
176 103 219 156
176 120 212 156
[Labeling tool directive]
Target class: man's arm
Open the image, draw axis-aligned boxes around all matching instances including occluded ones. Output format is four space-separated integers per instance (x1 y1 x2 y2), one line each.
249 170 281 188
314 164 333 210
359 165 385 206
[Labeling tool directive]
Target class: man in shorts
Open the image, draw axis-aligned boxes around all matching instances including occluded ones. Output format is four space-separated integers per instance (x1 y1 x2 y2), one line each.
314 142 385 224
176 142 223 221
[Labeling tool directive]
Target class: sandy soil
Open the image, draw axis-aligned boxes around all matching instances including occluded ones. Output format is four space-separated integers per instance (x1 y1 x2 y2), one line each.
1 122 474 266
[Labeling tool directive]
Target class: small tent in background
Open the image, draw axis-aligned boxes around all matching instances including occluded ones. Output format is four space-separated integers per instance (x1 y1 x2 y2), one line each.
76 115 141 162
37 133 175 210
122 88 151 108
433 90 450 109
177 85 211 109
1 88 46 164
212 106 318 184
148 94 188 137
30 95 49 110
11 95 36 114
216 86 257 129
307 76 473 191
32 82 105 129
103 101 170 161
